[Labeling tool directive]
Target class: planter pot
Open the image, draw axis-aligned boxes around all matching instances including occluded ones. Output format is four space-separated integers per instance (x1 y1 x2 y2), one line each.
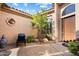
0 35 8 48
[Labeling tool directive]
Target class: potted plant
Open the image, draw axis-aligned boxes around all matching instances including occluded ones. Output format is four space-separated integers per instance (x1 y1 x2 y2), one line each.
0 35 8 48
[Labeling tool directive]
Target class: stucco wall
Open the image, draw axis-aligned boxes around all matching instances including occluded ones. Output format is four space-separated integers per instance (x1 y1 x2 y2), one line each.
75 3 79 38
51 12 57 39
58 3 74 41
0 10 32 44
52 3 61 41
32 28 38 38
60 3 70 9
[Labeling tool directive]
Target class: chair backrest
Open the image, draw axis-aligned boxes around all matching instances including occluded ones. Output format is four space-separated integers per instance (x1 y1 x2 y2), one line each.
17 33 25 41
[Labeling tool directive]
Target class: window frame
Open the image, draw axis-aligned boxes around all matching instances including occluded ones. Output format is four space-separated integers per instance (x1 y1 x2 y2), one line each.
61 4 75 19
62 4 75 16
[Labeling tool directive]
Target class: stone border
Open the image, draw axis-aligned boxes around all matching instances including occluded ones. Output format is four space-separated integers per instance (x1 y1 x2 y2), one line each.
9 48 19 56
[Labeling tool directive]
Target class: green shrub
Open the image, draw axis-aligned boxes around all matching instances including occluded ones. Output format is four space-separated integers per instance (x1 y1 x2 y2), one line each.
68 41 79 55
46 34 52 40
26 35 34 43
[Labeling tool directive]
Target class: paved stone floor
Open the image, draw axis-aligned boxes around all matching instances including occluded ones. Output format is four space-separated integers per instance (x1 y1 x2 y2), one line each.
1 41 73 56
14 42 73 56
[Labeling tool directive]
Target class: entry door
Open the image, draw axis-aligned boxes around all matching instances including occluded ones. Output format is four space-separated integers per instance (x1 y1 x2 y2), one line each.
63 15 75 41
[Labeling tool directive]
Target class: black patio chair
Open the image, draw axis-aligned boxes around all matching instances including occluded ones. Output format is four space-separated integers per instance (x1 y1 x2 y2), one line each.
16 33 26 46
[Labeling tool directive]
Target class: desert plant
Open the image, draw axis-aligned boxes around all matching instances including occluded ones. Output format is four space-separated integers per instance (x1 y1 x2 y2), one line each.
68 41 79 55
26 35 34 43
45 34 52 40
32 9 48 41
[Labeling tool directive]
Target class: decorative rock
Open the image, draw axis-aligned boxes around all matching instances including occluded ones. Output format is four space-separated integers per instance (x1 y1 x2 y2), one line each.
43 38 48 43
62 42 69 47
34 39 39 42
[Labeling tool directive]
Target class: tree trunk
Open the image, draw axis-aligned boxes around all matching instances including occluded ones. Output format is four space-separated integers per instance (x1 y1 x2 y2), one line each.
38 29 43 42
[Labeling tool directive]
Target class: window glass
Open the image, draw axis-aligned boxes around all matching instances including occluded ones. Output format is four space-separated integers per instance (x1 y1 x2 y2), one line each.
47 16 52 34
62 4 75 16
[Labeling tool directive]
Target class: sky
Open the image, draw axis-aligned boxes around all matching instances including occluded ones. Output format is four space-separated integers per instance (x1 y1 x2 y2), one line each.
6 3 53 15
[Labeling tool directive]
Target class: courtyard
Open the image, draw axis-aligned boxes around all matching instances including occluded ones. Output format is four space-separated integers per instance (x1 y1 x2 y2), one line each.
9 42 73 56
0 3 79 56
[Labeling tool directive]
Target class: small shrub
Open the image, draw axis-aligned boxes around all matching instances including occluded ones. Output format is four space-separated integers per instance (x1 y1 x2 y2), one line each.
26 35 34 43
68 41 79 55
45 34 52 40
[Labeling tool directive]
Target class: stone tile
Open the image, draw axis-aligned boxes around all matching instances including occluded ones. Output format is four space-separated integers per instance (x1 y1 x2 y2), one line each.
9 48 19 56
0 50 11 56
17 42 72 56
8 42 73 56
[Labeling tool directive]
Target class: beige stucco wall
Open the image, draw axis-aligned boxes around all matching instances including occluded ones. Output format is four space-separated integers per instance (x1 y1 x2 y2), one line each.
32 28 38 38
60 3 70 9
0 3 77 44
75 3 79 38
52 3 61 41
0 10 33 44
51 12 58 40
49 3 76 41
53 3 74 41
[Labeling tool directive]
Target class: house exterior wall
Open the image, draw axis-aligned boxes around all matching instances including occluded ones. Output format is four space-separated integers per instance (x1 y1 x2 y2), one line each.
51 3 76 41
32 27 38 38
60 3 70 9
0 3 78 44
46 4 69 41
75 3 79 39
51 11 59 41
60 3 75 41
0 10 33 44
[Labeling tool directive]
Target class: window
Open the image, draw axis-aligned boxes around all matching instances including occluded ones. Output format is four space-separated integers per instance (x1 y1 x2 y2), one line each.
47 15 53 34
42 15 53 34
62 4 75 16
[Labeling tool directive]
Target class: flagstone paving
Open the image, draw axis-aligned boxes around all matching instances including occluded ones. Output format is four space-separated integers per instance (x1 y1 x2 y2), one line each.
16 42 73 56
